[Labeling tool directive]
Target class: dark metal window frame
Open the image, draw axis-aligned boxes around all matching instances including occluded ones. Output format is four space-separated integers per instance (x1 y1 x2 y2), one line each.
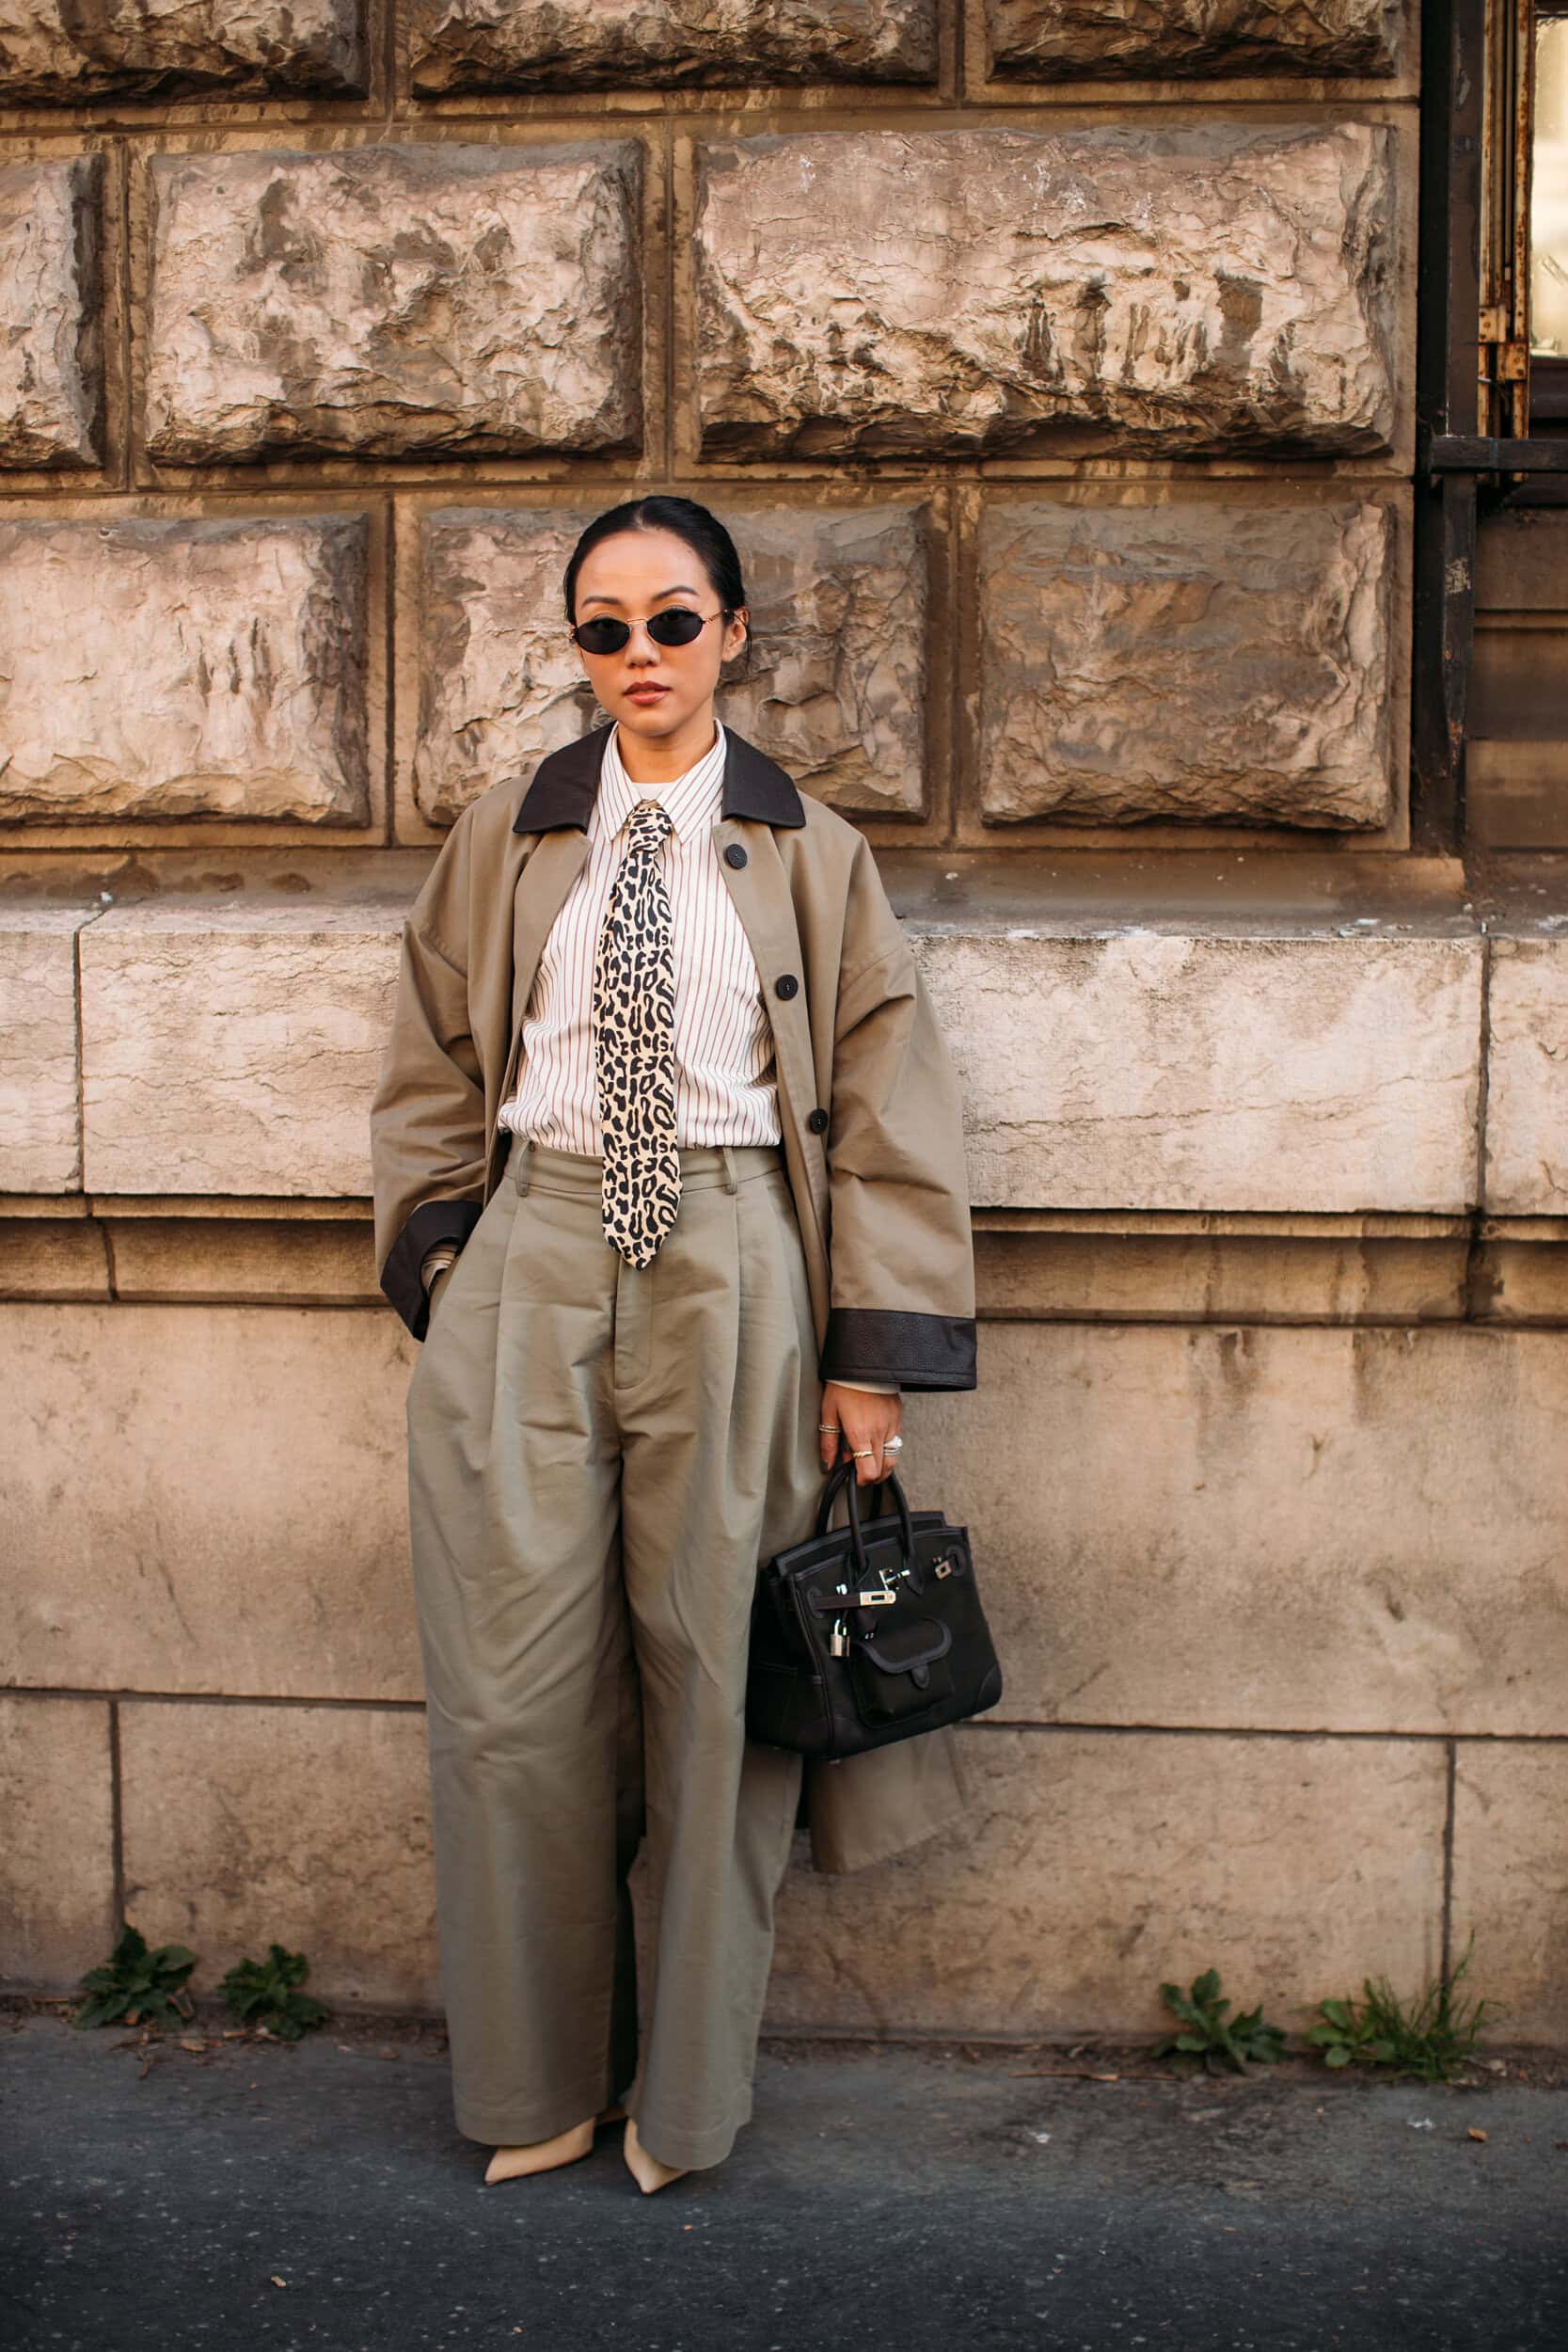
1414 0 1568 850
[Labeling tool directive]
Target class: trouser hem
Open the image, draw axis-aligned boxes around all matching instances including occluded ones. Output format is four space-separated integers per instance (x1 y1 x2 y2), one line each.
453 2075 614 2150
629 2085 754 2172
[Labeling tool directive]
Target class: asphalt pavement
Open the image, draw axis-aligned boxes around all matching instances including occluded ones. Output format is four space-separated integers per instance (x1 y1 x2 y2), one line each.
3 2008 1565 2352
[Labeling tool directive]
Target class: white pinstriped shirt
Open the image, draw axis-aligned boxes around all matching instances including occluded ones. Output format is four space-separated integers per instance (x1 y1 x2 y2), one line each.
498 719 780 1153
430 718 895 1393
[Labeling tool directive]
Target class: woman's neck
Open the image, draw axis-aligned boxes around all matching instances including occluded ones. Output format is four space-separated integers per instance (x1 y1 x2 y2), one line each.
613 709 720 787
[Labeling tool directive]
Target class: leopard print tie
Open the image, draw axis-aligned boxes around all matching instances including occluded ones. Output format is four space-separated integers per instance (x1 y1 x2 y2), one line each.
594 798 682 1267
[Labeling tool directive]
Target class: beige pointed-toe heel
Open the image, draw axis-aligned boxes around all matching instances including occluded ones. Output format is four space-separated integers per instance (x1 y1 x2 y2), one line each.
484 2103 626 2184
622 2112 691 2195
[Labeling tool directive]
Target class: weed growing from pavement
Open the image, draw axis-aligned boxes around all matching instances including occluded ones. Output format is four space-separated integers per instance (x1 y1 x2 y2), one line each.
1152 1967 1288 2074
219 1944 331 2042
72 1923 197 2030
1307 1933 1504 2081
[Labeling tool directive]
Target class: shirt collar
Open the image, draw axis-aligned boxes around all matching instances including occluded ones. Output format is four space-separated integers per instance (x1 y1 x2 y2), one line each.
596 720 727 848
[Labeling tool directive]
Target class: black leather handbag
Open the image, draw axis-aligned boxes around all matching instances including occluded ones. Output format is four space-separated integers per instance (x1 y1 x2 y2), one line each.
746 1459 1003 1758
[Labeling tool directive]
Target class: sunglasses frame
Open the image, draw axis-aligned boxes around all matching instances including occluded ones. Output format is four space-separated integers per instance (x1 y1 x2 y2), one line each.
569 605 733 657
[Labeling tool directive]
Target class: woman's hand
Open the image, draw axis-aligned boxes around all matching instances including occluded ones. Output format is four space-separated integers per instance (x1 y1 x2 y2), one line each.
819 1380 903 1485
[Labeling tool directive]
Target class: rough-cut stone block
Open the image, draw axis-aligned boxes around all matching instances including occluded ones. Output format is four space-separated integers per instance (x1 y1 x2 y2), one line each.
769 1728 1446 2035
146 143 642 466
979 499 1395 829
413 504 927 826
910 1321 1568 1737
0 905 94 1192
916 929 1481 1213
413 507 598 829
695 124 1396 458
2 1302 418 1699
0 1695 115 1990
119 1702 438 2010
80 898 402 1197
0 517 369 824
1451 1743 1568 2043
411 0 936 92
0 157 101 470
0 3 364 103
720 506 927 817
987 0 1403 81
1483 936 1568 1215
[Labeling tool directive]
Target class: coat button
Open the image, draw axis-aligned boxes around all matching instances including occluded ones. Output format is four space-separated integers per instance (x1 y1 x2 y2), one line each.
776 973 799 999
807 1107 829 1134
724 843 748 868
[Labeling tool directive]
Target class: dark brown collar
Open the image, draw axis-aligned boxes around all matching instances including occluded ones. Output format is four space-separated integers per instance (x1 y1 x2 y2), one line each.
511 722 806 834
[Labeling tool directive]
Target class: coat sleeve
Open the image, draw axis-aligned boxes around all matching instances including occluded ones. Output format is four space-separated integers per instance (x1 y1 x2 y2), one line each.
818 838 977 1392
370 809 489 1343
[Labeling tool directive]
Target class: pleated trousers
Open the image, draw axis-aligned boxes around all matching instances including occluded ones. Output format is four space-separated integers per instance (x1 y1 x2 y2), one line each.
404 1132 824 2170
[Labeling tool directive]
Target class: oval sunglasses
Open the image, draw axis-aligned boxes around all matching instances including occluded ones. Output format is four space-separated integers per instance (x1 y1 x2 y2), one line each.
570 605 733 658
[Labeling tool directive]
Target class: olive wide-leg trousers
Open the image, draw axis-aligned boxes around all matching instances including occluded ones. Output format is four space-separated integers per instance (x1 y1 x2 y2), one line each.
404 1134 826 2171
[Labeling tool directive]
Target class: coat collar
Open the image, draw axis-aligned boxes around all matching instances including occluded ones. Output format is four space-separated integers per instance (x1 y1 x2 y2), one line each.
511 720 806 834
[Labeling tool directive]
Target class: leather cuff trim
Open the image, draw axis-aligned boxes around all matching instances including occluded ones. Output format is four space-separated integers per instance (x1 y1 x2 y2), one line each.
820 1308 976 1392
381 1198 483 1342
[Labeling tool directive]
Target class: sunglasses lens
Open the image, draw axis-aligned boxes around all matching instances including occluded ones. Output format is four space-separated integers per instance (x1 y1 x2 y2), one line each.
646 608 706 647
574 617 630 655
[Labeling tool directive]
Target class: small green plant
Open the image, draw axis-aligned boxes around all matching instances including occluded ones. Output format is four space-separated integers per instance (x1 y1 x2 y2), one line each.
1307 1933 1502 2082
219 1943 330 2042
73 1923 197 2029
1153 1967 1289 2074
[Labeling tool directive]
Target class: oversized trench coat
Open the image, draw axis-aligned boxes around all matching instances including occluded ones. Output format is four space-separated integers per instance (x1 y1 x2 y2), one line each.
369 720 979 1874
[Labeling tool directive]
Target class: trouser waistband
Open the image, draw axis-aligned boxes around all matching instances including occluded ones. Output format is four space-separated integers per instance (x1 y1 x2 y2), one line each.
510 1134 786 1197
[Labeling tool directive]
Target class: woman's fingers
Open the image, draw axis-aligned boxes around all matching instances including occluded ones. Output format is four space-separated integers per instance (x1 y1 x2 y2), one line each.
819 1381 903 1483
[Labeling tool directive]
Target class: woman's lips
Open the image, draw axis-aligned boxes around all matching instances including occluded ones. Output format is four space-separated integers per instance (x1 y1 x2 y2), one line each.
625 685 669 703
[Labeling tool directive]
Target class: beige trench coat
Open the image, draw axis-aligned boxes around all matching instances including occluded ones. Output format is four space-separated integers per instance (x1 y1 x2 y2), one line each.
370 721 978 1873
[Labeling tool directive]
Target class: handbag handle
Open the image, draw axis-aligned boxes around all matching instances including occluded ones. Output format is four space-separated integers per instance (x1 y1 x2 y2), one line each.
815 1458 917 1580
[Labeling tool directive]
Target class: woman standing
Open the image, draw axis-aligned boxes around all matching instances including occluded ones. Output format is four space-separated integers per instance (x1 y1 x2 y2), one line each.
371 497 977 2194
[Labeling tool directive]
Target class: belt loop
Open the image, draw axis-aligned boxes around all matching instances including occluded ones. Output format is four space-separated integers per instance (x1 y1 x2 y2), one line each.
720 1142 738 1194
513 1135 534 1196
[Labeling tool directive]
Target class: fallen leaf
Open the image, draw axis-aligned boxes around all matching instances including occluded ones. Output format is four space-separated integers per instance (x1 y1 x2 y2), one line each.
270 2276 287 2288
178 2040 206 2054
1467 2127 1488 2143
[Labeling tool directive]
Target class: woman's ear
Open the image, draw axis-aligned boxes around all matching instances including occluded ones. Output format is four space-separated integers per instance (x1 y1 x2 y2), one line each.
722 606 751 666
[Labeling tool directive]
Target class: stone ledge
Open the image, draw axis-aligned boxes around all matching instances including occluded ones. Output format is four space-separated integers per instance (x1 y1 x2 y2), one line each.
0 893 1507 1212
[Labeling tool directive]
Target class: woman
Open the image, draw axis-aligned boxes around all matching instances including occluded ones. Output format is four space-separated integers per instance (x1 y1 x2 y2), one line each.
370 496 977 2195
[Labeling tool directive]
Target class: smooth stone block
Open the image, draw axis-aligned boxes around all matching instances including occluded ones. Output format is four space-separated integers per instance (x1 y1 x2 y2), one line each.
0 904 95 1192
978 498 1396 829
1483 936 1568 1216
1450 1742 1568 2044
119 1701 439 2010
0 1695 116 1990
0 156 102 470
1 1302 420 1701
911 1319 1568 1738
769 1726 1447 2036
80 898 402 1197
695 124 1396 459
410 0 936 92
146 143 642 466
0 516 370 823
919 928 1481 1214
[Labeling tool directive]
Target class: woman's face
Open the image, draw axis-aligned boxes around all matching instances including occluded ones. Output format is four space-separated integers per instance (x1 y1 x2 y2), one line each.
570 528 749 745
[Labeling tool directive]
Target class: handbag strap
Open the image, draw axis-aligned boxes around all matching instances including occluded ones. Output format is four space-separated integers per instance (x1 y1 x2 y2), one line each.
814 1459 917 1579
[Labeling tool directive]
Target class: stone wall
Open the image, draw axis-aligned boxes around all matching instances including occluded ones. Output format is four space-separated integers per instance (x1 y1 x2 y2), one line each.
5 4 1566 2051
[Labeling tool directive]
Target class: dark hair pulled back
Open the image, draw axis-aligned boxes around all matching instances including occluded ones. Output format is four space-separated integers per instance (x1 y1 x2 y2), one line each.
562 497 750 657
